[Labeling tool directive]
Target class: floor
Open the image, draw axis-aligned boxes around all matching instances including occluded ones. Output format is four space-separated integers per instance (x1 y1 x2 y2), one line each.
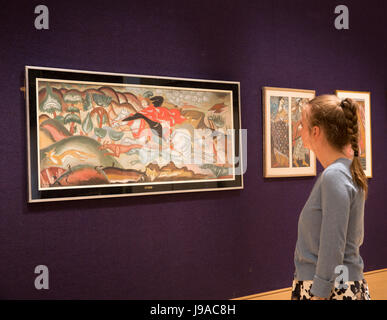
234 268 387 300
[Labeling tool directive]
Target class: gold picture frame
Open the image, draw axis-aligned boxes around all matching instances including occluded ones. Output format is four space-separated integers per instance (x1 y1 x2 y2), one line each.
262 87 316 178
335 90 372 178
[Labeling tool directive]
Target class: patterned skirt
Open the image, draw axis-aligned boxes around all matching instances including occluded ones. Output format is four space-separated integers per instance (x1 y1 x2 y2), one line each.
291 279 371 300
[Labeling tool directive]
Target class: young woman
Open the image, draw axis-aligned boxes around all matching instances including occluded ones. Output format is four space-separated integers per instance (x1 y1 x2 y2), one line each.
291 95 371 300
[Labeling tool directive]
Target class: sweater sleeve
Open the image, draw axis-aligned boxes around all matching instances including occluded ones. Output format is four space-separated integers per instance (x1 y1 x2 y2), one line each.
311 169 351 298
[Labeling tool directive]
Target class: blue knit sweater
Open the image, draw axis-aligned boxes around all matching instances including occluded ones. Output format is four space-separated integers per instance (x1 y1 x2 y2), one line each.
294 157 365 298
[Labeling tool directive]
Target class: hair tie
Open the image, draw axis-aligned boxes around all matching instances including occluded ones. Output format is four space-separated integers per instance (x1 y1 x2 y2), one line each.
354 150 359 157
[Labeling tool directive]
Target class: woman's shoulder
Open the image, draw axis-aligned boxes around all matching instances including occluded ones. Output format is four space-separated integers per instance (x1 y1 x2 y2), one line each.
323 158 352 177
321 159 358 194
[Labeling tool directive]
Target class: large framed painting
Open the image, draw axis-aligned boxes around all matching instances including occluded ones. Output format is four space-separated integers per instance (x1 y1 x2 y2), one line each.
335 90 372 178
262 87 316 178
25 66 243 202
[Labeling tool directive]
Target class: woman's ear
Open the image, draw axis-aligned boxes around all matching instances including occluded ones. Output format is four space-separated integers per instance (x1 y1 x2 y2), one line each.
312 125 320 138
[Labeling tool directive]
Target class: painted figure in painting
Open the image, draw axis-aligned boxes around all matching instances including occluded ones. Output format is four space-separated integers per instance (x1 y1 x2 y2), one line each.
291 98 310 167
121 95 185 142
270 96 289 168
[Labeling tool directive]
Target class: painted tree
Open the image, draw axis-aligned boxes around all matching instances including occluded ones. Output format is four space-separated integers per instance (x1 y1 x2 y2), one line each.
64 106 81 134
39 84 62 118
91 93 112 129
81 112 93 135
82 93 92 112
94 127 107 141
64 90 83 110
108 128 124 143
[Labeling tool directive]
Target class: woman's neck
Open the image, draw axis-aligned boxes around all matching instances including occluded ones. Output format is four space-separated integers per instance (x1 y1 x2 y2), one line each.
315 144 352 169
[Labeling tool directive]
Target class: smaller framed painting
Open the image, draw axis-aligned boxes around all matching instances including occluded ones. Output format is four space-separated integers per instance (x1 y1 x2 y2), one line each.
262 87 316 178
335 90 372 178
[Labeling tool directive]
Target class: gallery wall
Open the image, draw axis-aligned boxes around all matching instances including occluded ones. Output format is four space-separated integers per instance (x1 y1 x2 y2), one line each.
0 0 386 299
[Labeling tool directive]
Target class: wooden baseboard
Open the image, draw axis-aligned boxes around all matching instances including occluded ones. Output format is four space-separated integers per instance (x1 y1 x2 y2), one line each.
233 268 387 300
